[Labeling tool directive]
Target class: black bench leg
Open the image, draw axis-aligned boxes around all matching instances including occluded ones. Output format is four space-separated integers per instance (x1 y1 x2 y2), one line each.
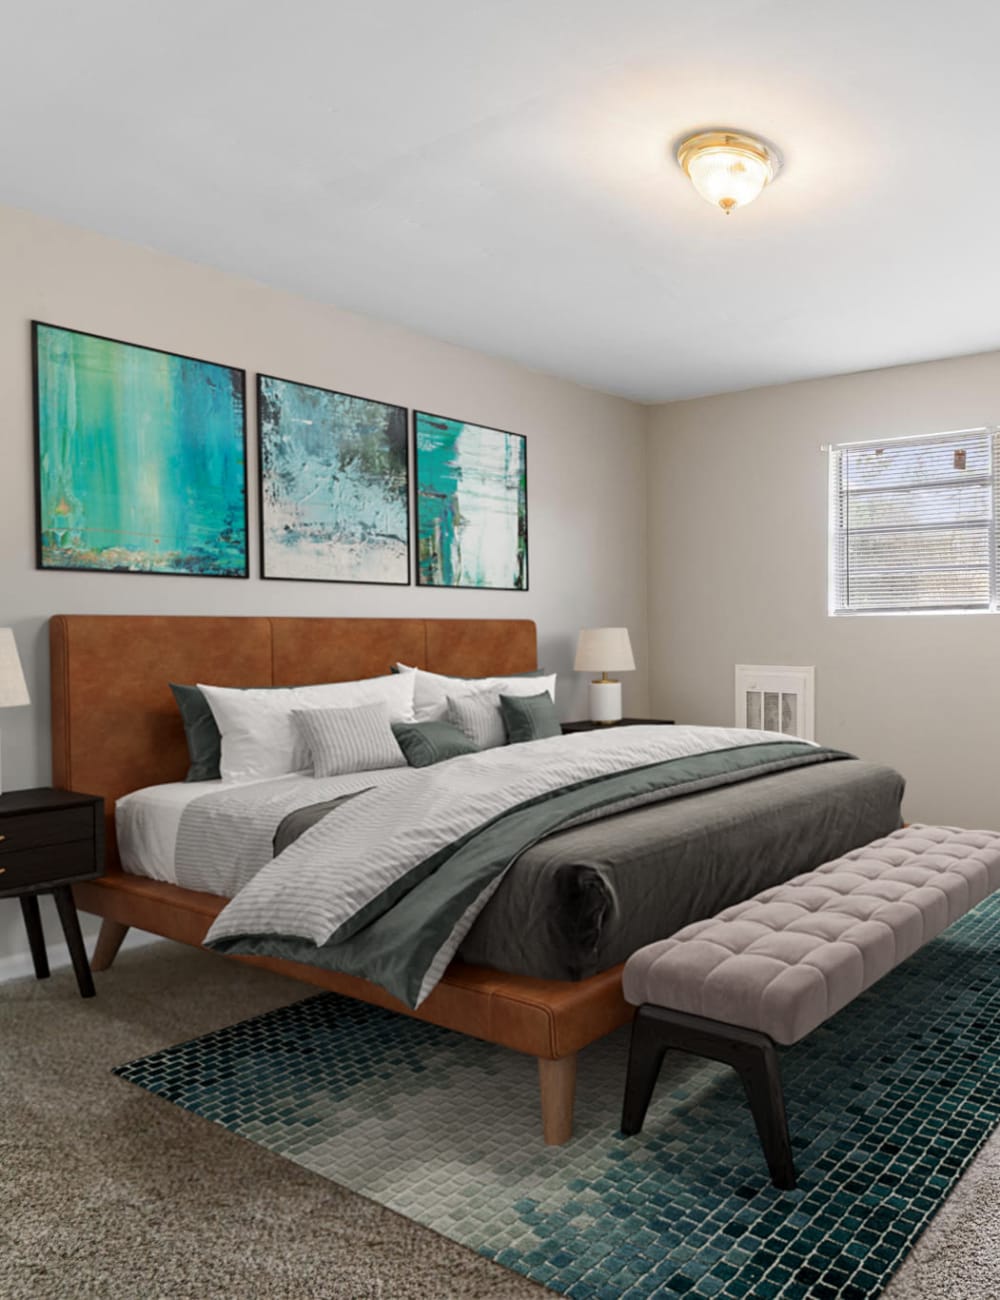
735 1037 796 1190
19 894 50 980
620 1005 797 1190
621 1012 670 1136
53 886 95 999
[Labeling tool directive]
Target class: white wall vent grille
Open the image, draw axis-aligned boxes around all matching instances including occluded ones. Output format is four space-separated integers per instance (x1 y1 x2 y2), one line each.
735 665 815 741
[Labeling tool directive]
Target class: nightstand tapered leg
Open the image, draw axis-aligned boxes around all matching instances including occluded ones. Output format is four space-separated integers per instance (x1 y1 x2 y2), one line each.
52 887 95 998
19 894 50 980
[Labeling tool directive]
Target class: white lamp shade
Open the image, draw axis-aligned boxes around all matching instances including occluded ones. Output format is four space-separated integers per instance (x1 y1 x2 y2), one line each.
574 627 635 674
0 629 30 708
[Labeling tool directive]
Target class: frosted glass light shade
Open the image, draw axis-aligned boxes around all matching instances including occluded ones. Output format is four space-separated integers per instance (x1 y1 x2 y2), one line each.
677 131 779 214
574 627 635 674
0 629 29 708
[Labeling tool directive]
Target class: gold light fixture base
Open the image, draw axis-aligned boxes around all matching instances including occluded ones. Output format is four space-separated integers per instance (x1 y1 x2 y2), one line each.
676 129 781 214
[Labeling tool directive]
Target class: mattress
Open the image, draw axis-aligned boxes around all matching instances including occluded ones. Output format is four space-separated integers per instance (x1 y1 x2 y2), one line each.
117 752 905 982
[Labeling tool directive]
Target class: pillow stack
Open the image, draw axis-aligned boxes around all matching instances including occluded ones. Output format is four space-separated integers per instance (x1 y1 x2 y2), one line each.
394 663 556 725
172 663 563 782
174 673 415 782
395 665 561 753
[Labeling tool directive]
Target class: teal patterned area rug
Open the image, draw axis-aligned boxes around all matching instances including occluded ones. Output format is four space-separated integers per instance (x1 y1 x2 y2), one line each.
114 896 1000 1300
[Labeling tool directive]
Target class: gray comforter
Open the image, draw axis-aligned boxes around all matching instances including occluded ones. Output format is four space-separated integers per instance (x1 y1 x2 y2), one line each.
459 756 904 979
271 752 904 981
201 727 904 1006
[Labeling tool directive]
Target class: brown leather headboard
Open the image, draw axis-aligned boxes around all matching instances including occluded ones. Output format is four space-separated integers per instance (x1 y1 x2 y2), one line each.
50 614 537 867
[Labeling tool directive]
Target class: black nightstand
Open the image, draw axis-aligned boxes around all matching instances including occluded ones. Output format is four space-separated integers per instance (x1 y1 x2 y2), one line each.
0 788 104 998
561 718 675 733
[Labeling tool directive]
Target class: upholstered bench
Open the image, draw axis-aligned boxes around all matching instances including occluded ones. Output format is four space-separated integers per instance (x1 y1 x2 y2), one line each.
620 825 1000 1188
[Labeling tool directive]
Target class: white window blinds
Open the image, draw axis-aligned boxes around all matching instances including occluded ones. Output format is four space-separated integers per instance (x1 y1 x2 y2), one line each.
830 428 1000 614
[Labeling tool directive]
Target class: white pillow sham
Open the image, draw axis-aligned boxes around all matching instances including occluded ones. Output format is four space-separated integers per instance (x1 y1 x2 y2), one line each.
199 673 416 781
394 664 556 724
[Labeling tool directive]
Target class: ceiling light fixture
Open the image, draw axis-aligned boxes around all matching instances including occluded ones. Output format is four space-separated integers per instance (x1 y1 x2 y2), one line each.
676 130 781 215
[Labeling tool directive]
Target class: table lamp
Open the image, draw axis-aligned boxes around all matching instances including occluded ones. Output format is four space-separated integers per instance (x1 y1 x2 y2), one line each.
574 627 635 724
0 628 30 794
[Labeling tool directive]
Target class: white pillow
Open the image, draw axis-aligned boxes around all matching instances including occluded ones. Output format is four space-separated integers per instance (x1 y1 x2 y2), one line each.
447 690 507 750
395 664 556 724
292 702 406 777
199 673 416 781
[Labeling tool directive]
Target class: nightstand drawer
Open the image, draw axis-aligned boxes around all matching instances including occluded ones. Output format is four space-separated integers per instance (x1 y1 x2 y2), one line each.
0 808 94 856
0 789 103 999
0 839 98 892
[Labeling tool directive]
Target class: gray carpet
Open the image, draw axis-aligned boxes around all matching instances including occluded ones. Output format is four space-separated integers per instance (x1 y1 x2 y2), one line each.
1 943 997 1300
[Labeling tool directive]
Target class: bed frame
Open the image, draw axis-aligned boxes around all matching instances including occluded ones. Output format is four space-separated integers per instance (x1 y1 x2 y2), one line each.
51 614 632 1144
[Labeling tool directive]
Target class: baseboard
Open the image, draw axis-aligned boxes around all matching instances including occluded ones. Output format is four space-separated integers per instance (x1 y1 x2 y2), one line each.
0 927 164 985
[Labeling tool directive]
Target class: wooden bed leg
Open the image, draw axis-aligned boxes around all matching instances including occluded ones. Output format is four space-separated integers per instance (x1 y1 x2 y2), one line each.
538 1054 577 1145
90 919 129 972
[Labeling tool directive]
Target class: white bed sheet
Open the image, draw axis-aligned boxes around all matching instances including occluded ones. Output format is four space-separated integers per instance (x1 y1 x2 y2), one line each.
115 770 405 887
116 781 229 883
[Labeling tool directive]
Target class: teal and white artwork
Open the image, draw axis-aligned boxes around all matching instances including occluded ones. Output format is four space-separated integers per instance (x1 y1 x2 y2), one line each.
258 375 409 585
415 411 528 590
34 323 248 576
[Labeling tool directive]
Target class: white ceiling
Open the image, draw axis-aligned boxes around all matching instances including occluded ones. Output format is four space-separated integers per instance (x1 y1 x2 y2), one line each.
4 0 1000 402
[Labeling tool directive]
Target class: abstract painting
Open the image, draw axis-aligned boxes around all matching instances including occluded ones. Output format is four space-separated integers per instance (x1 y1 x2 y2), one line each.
33 322 247 576
257 375 409 585
415 411 528 590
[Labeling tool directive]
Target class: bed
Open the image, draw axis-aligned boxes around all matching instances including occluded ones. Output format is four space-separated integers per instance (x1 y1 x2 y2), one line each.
52 614 905 1143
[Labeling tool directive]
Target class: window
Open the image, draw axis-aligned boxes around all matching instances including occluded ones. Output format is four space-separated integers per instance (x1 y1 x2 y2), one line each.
830 427 1000 614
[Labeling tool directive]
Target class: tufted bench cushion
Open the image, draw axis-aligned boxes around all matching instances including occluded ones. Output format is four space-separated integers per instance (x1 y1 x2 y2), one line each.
623 825 1000 1046
620 824 1000 1188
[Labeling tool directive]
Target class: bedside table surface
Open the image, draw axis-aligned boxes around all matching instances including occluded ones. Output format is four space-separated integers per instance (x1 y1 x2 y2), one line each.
0 787 102 816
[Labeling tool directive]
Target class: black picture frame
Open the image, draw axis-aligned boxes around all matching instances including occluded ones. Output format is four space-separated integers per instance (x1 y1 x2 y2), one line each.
33 320 249 579
413 408 529 592
257 372 411 587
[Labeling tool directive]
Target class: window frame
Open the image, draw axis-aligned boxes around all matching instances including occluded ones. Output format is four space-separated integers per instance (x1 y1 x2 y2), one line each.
828 426 1000 618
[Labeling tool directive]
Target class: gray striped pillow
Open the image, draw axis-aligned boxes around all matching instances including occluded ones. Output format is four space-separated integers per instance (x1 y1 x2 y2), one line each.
447 690 506 750
292 703 406 777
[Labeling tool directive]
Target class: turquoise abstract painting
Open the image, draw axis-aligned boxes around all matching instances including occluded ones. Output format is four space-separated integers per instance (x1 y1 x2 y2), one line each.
415 411 528 590
257 375 409 585
34 323 247 576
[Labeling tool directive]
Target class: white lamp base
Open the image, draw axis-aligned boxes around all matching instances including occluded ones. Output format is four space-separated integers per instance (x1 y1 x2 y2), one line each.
589 679 622 724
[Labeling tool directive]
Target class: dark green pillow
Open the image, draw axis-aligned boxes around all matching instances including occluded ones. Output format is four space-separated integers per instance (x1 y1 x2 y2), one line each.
499 691 562 744
170 684 223 782
391 720 478 768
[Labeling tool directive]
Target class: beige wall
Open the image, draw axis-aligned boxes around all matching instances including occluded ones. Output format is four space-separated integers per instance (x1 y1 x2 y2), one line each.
0 202 649 971
647 350 1000 829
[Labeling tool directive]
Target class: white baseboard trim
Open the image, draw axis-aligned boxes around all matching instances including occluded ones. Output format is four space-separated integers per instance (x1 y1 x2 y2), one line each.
0 927 164 985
